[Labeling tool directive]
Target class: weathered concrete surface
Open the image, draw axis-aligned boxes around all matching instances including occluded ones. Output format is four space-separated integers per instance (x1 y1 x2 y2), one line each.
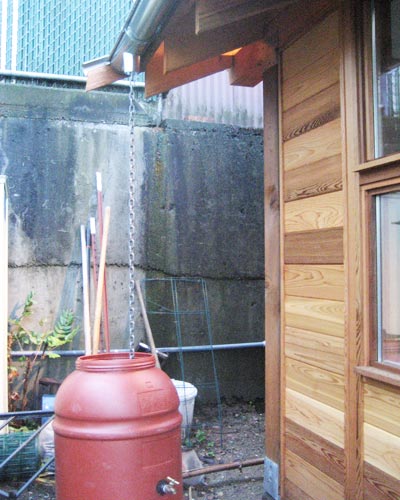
135 121 264 278
0 81 264 401
134 121 265 398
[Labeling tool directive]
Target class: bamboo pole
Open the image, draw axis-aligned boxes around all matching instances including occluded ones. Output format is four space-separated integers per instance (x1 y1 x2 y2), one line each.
0 176 7 416
92 206 111 355
80 225 91 355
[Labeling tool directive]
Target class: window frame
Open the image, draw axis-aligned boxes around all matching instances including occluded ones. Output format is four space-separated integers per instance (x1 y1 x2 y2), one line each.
362 177 400 374
367 0 400 160
353 1 400 386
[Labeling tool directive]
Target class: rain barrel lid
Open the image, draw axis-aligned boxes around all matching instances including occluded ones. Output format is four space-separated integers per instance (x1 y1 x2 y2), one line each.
76 352 156 372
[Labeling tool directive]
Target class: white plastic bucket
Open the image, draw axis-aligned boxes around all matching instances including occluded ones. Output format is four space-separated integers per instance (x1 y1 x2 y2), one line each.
171 379 198 439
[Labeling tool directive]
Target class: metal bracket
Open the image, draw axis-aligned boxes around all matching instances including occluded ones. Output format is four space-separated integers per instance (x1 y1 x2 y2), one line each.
123 52 140 74
264 456 280 500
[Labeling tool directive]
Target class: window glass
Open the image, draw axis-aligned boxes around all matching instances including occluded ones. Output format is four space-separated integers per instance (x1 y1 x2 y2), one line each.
375 190 400 366
372 0 400 157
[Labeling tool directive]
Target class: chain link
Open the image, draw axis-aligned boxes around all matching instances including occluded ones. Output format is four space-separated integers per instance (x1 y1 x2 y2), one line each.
128 71 137 358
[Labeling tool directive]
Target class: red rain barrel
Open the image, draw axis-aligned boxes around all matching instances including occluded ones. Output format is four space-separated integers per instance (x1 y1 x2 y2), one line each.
53 352 183 500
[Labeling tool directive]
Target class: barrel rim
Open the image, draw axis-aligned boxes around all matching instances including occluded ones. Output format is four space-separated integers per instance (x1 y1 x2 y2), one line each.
76 352 156 372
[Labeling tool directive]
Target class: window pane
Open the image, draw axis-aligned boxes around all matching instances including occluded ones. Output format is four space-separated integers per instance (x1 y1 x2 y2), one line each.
372 0 400 157
376 191 400 365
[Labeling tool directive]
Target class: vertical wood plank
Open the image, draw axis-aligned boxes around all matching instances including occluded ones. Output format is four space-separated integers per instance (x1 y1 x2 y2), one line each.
340 1 364 498
264 64 281 467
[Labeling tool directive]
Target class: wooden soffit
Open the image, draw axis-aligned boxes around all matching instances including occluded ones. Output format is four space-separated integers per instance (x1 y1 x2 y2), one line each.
195 0 299 34
145 43 232 97
144 0 338 96
163 4 272 74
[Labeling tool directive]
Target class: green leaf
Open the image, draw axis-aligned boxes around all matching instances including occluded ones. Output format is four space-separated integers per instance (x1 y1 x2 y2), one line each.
47 353 60 359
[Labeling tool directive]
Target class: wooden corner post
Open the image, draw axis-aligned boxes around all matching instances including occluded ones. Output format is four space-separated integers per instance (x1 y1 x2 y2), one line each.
340 1 364 498
263 62 281 499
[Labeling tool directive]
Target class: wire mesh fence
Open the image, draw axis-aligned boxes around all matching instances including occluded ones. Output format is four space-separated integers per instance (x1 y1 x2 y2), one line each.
0 0 141 79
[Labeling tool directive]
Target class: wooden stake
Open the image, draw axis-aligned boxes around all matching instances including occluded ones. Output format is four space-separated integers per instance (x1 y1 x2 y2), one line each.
92 206 111 355
96 172 111 352
135 280 161 369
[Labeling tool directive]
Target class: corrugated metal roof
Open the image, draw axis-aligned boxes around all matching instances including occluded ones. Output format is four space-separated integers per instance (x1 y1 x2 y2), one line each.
162 70 263 129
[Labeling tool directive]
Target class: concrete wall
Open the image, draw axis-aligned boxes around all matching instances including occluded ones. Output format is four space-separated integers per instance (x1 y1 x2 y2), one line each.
0 79 264 402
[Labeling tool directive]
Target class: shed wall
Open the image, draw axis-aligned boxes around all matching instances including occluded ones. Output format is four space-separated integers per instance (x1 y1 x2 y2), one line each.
281 12 345 499
280 9 400 499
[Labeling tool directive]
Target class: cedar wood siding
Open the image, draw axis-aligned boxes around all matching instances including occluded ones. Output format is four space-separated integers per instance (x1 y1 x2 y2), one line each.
281 9 400 500
281 11 345 499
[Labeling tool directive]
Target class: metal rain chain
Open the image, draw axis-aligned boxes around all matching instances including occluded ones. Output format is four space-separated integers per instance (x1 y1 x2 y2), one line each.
128 69 137 359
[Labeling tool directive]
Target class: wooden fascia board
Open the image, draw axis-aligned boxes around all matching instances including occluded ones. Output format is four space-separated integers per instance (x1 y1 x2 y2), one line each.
164 4 271 73
145 43 232 98
195 0 299 34
85 64 124 91
229 41 277 87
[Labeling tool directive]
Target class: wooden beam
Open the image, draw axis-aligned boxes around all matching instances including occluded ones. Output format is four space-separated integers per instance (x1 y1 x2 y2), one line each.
85 64 124 92
264 65 281 466
164 5 269 73
145 43 232 98
229 41 276 87
195 0 299 34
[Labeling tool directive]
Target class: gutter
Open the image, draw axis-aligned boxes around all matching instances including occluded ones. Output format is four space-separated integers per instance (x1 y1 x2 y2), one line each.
83 0 180 89
0 69 144 88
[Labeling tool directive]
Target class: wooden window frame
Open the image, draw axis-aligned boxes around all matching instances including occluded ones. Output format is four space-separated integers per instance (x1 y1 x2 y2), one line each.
357 168 400 387
353 2 400 387
362 177 400 363
365 0 400 160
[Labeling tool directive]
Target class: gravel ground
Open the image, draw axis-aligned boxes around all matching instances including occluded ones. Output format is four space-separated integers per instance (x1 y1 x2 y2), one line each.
0 400 265 500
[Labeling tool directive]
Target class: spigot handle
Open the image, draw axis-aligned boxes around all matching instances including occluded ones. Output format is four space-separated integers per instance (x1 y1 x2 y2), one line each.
156 477 180 496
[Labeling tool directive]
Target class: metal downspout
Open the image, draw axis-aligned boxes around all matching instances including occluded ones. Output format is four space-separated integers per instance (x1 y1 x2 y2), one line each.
83 0 180 76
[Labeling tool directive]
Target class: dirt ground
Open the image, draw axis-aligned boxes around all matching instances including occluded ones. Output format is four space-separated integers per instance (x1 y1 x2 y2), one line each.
1 400 265 500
